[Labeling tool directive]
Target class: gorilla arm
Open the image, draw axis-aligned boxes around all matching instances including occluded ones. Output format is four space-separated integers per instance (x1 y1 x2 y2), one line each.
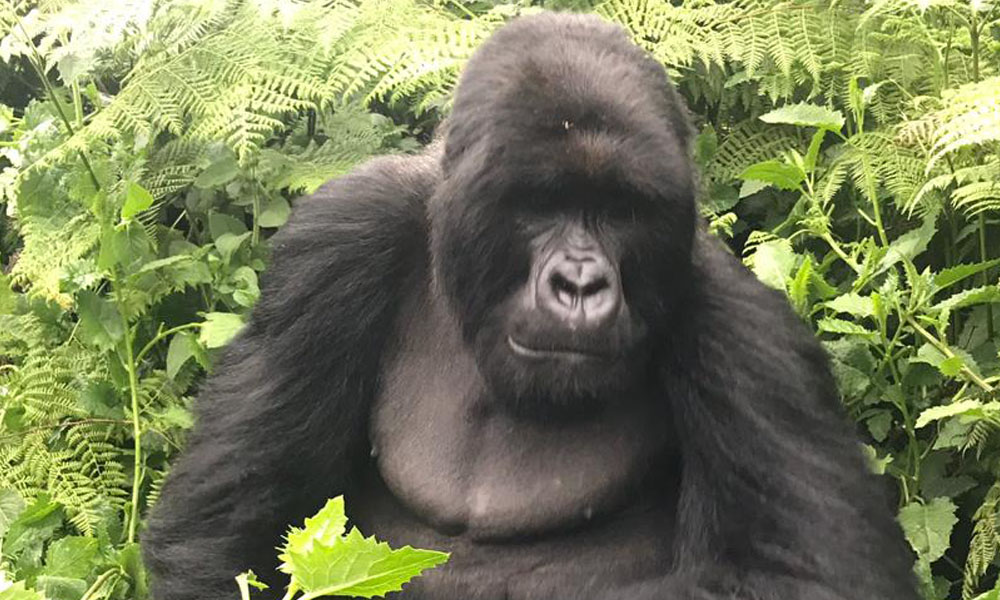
141 154 436 600
618 230 917 600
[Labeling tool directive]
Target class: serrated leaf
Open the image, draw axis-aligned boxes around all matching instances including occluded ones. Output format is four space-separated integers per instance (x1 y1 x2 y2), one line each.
198 313 244 349
76 291 125 351
750 239 796 290
899 498 957 566
760 103 845 131
817 317 874 336
934 259 1000 290
279 497 448 600
932 285 1000 314
916 400 984 429
738 160 804 191
121 181 154 220
877 209 939 273
825 293 874 318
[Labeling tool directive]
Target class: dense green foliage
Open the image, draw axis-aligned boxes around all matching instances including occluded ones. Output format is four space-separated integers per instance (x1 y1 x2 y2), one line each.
0 0 998 598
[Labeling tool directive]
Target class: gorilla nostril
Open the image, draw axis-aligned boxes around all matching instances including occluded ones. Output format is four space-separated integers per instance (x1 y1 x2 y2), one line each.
550 272 580 307
580 278 609 297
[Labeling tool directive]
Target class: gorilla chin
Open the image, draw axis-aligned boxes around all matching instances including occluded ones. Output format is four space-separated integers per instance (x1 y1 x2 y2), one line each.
476 309 651 420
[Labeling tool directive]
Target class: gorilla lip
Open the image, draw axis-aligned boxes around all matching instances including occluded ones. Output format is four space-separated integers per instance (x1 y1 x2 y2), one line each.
506 335 609 361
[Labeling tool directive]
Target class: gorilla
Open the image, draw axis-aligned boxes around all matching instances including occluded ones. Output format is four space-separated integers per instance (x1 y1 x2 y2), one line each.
143 12 918 600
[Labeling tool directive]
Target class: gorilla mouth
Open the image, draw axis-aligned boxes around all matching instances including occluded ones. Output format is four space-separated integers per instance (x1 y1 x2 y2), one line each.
507 336 612 361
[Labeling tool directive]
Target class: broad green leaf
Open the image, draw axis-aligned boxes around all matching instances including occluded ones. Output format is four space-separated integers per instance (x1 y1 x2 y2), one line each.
0 581 44 600
866 412 892 442
738 179 770 198
4 496 62 558
195 155 240 189
230 267 260 308
933 259 1000 290
35 575 87 600
121 181 154 220
76 291 125 351
0 490 25 545
749 239 796 290
198 312 244 349
279 497 448 599
760 103 845 131
825 293 874 318
215 232 251 264
208 212 248 242
899 498 957 566
916 400 983 429
259 197 291 228
166 332 206 379
738 160 804 191
44 537 98 579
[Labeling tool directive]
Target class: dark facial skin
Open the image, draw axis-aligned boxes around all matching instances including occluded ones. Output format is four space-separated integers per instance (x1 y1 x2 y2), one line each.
475 212 652 418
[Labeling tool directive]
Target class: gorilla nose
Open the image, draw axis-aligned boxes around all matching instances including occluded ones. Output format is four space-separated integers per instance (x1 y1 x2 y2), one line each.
538 252 621 327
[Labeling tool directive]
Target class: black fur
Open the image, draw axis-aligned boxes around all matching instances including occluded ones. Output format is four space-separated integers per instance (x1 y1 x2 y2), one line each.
143 12 917 600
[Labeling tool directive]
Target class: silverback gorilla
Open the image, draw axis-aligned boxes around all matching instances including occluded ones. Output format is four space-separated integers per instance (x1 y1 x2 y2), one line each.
144 12 918 600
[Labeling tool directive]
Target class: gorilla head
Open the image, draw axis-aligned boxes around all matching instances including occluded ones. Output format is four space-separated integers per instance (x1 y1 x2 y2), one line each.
431 13 697 415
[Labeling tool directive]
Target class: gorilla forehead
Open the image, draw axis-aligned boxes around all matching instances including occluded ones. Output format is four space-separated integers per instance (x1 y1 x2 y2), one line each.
442 12 693 203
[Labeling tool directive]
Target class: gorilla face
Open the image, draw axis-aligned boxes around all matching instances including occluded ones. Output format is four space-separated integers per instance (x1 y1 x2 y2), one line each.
432 176 690 417
429 13 697 417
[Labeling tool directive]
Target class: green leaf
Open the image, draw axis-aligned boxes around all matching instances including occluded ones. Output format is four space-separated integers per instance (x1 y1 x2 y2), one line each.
817 317 874 337
759 103 845 131
215 232 251 264
198 313 244 349
44 537 98 579
738 160 804 191
749 239 796 290
803 129 828 174
738 179 771 198
259 197 291 228
166 332 205 379
932 285 1000 314
195 155 240 189
787 256 813 316
899 498 958 566
0 489 26 544
76 291 125 351
933 258 1000 290
877 209 939 273
825 293 874 318
208 212 248 242
916 400 984 429
121 181 155 220
279 497 448 599
0 581 44 600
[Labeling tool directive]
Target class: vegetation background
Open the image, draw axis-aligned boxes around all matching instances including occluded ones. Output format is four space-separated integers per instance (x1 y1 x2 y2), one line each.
0 0 998 598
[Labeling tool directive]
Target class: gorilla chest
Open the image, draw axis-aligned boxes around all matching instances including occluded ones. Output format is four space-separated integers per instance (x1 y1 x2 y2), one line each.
366 319 672 541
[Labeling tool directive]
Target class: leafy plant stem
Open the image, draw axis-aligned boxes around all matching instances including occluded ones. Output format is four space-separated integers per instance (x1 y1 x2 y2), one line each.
134 322 203 365
906 316 993 393
112 283 144 544
13 13 101 191
79 568 120 600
